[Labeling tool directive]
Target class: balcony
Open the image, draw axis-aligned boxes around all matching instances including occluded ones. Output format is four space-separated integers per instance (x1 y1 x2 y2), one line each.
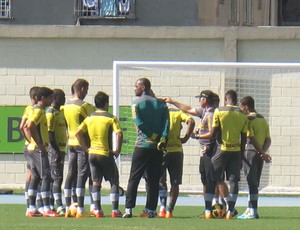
75 0 135 24
0 0 11 19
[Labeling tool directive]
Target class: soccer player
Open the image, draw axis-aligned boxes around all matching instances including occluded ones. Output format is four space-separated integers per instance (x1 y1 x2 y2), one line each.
24 87 59 217
46 89 67 215
210 89 248 219
237 96 272 219
122 78 170 218
20 86 39 216
157 107 195 218
63 78 96 218
76 91 123 218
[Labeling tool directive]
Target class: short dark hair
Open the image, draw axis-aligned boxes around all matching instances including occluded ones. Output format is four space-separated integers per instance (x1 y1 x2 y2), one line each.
72 78 89 93
52 88 65 99
29 86 40 99
240 96 255 110
225 89 238 105
94 91 109 109
138 78 151 91
36 87 53 101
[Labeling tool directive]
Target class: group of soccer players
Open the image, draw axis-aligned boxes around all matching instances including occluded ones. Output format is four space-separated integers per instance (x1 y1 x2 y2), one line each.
164 89 271 220
20 77 271 220
21 79 124 218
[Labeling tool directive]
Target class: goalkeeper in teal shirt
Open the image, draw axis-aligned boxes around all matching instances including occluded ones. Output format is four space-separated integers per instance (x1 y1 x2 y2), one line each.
123 78 170 218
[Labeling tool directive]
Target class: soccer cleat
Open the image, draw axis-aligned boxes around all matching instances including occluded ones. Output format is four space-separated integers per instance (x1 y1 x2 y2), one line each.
90 209 96 216
237 213 259 219
27 210 43 217
158 208 166 218
165 211 173 218
233 208 238 217
122 211 132 218
237 209 250 219
205 212 212 219
94 210 104 218
225 212 232 220
148 211 156 218
43 210 60 217
38 207 45 215
111 210 123 218
76 212 86 218
138 210 149 217
57 207 66 216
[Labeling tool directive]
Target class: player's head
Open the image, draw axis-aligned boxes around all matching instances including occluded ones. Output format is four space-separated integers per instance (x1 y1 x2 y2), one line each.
36 87 54 107
224 89 238 105
72 78 89 99
94 91 109 110
52 88 66 107
239 96 255 113
196 90 214 108
29 86 40 104
134 78 151 96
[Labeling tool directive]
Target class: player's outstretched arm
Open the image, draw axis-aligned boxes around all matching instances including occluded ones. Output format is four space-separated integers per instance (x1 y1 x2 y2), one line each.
163 97 198 116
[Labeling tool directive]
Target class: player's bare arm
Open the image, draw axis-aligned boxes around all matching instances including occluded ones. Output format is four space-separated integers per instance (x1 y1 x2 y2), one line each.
111 131 123 158
180 117 195 143
27 120 47 154
20 118 32 143
249 136 272 163
163 97 198 116
75 129 89 153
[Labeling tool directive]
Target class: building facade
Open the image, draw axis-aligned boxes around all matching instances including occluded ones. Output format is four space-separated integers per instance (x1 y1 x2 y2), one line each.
1 0 300 26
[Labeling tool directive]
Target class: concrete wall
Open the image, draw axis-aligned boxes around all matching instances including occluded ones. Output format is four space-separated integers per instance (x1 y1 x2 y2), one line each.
1 25 300 193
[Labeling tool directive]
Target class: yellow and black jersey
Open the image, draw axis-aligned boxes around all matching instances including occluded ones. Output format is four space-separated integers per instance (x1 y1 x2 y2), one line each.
46 106 67 152
247 112 270 148
77 110 122 156
27 105 49 151
166 109 191 153
63 98 95 146
212 105 248 151
22 104 34 146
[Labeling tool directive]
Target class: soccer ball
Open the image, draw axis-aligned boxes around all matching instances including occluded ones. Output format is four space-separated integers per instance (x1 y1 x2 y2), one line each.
211 203 225 219
69 202 78 217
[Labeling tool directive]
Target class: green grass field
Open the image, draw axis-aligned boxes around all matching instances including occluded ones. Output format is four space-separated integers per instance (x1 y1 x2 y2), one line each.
0 205 299 230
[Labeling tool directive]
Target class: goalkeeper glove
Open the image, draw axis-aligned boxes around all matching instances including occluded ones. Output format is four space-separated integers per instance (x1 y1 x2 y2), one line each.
157 137 167 152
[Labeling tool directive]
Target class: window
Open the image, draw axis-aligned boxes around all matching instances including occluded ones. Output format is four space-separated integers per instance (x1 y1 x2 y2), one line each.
0 0 10 18
279 0 300 26
76 0 135 19
243 0 253 25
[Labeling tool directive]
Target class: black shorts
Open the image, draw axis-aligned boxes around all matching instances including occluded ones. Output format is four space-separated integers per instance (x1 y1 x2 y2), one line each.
30 149 51 182
199 154 214 185
243 149 264 187
24 146 32 170
89 154 119 185
160 152 183 186
211 147 241 182
48 146 65 181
